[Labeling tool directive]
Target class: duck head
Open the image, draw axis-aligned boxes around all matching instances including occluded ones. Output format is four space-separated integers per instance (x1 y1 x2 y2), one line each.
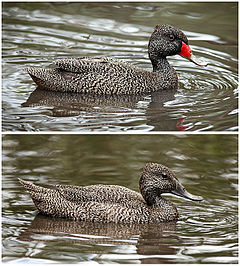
139 163 203 206
148 24 207 70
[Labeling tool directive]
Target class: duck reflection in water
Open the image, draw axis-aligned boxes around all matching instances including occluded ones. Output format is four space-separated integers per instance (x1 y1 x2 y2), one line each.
22 88 175 115
18 213 177 264
21 89 183 131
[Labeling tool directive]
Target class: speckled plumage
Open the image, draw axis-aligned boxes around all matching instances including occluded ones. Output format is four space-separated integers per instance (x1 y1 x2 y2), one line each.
25 24 191 95
19 163 202 224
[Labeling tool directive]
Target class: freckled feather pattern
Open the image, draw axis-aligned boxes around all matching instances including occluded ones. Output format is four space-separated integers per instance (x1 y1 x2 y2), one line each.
19 163 201 224
25 24 194 95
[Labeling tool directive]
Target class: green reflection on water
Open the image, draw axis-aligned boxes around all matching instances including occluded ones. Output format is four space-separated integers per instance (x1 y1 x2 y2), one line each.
3 134 237 189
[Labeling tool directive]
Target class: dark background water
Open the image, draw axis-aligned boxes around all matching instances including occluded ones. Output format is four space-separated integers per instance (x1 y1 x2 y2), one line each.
2 2 238 132
2 134 238 263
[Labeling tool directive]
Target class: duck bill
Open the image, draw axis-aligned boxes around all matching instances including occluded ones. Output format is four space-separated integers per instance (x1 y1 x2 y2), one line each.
186 54 208 67
172 183 203 201
179 42 208 67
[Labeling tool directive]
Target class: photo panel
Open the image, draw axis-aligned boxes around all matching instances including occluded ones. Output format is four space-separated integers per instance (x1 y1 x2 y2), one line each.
2 134 238 263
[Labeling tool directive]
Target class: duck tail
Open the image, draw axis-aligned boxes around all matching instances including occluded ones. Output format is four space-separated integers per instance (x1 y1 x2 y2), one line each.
18 178 47 193
18 178 54 215
25 67 50 88
18 178 76 218
25 67 67 92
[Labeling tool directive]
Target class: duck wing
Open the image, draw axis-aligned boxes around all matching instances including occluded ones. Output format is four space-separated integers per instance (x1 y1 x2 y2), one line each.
55 184 144 208
53 57 136 75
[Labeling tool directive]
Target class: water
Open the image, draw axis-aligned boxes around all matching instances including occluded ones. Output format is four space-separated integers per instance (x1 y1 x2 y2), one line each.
2 2 238 131
2 134 238 263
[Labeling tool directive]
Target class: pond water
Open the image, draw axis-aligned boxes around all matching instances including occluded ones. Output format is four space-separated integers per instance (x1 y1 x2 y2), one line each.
2 134 238 263
2 2 238 132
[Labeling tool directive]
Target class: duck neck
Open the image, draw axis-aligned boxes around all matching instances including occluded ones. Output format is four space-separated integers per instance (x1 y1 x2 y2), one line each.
142 188 176 211
141 188 159 206
153 196 174 209
151 57 173 73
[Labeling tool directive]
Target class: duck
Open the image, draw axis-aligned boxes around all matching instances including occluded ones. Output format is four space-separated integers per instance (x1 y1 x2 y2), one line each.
26 24 207 95
18 163 203 224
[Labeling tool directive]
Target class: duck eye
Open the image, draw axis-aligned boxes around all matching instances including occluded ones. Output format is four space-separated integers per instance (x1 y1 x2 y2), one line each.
161 172 168 179
169 34 175 41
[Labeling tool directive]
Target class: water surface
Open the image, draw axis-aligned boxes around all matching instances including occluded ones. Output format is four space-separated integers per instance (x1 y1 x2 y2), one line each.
2 134 238 263
2 2 238 131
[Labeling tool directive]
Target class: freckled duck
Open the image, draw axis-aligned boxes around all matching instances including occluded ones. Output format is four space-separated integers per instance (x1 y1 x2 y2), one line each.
19 163 203 224
26 24 207 95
